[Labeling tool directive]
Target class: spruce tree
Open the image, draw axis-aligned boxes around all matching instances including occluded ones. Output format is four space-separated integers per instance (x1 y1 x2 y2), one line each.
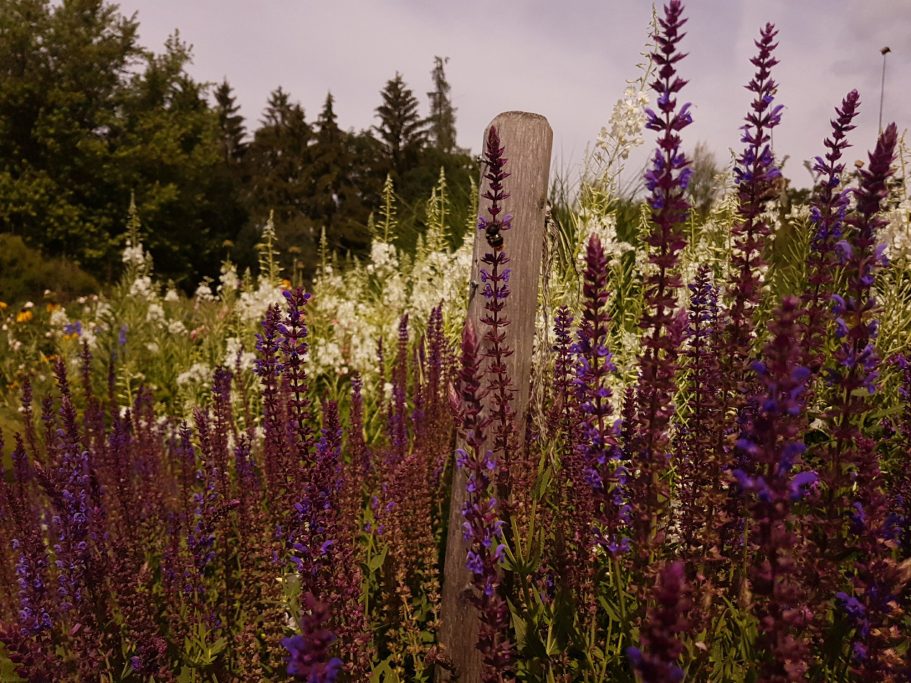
427 56 457 154
214 79 246 164
311 93 373 260
119 33 242 282
310 92 345 236
374 72 426 179
244 86 313 267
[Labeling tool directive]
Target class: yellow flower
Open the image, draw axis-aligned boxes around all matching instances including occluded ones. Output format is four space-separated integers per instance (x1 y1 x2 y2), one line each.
281 278 292 290
0 301 8 310
16 310 33 323
46 303 61 313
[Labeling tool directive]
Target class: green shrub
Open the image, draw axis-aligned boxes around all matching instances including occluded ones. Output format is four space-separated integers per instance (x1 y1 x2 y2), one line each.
0 234 98 304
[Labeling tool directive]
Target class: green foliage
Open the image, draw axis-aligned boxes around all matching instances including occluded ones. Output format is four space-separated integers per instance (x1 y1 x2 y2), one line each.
0 1 242 283
375 72 427 180
0 1 472 289
0 233 98 303
427 56 457 154
213 79 247 165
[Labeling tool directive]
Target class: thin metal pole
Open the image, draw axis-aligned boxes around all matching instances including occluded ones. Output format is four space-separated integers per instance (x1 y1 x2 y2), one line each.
879 46 891 133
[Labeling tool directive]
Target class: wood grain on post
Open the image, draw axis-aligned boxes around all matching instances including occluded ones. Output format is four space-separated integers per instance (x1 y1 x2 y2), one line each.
438 111 553 682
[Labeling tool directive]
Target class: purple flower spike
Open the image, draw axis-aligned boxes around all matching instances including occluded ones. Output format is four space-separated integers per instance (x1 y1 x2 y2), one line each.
801 90 861 375
627 560 691 682
283 592 343 682
737 296 814 680
823 123 903 679
675 265 726 563
572 236 623 557
727 23 783 382
631 0 692 570
477 126 518 496
455 321 515 679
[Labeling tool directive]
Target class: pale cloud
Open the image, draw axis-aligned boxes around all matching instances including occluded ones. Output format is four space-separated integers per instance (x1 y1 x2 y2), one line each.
118 0 910 188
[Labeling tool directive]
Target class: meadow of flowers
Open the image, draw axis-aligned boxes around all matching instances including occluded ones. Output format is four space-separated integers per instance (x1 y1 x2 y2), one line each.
1 1 911 681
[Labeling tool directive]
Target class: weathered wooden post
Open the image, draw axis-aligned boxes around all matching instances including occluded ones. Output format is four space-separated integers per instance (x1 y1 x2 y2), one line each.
438 111 552 682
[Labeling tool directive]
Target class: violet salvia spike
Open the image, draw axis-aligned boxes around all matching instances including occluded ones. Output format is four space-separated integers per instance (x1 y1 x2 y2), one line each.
729 23 783 330
822 124 898 519
283 592 343 682
0 436 60 676
211 367 234 498
280 288 315 461
390 314 409 463
734 296 814 680
19 378 39 463
256 303 288 505
7 437 53 639
456 322 514 679
347 373 370 484
53 359 81 458
723 23 785 449
826 123 903 678
888 354 911 558
478 125 518 516
632 0 692 566
426 303 446 415
626 560 692 683
548 305 576 441
801 91 860 375
675 265 726 564
290 400 342 606
573 235 623 556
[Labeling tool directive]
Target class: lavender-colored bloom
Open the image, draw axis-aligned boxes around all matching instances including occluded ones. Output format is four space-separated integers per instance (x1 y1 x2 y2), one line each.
455 321 514 679
476 127 519 514
118 324 128 347
572 236 625 557
675 265 726 562
389 314 409 463
283 592 343 682
6 439 52 638
255 303 289 504
280 288 315 457
63 320 82 337
549 306 576 438
887 355 911 557
290 400 342 605
735 296 814 680
725 23 784 409
347 373 370 485
631 0 691 566
627 560 691 682
824 124 904 678
187 464 218 589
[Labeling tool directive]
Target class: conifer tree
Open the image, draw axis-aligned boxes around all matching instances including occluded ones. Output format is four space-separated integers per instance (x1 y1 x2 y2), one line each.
310 92 346 237
246 87 311 212
214 79 246 164
244 87 313 267
374 72 426 179
0 0 243 283
427 56 457 154
310 93 372 259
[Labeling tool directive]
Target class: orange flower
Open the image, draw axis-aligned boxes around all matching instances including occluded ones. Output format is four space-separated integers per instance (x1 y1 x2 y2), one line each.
46 303 61 313
0 301 8 311
281 278 292 290
16 310 33 323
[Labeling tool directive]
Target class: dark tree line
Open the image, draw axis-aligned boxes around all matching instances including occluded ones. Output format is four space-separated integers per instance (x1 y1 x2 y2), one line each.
0 0 475 288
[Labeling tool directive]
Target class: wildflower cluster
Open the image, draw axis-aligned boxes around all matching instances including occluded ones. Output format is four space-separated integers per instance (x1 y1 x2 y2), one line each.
1 2 910 681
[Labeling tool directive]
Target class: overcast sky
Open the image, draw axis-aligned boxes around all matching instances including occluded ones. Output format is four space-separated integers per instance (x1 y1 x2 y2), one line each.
116 0 910 188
